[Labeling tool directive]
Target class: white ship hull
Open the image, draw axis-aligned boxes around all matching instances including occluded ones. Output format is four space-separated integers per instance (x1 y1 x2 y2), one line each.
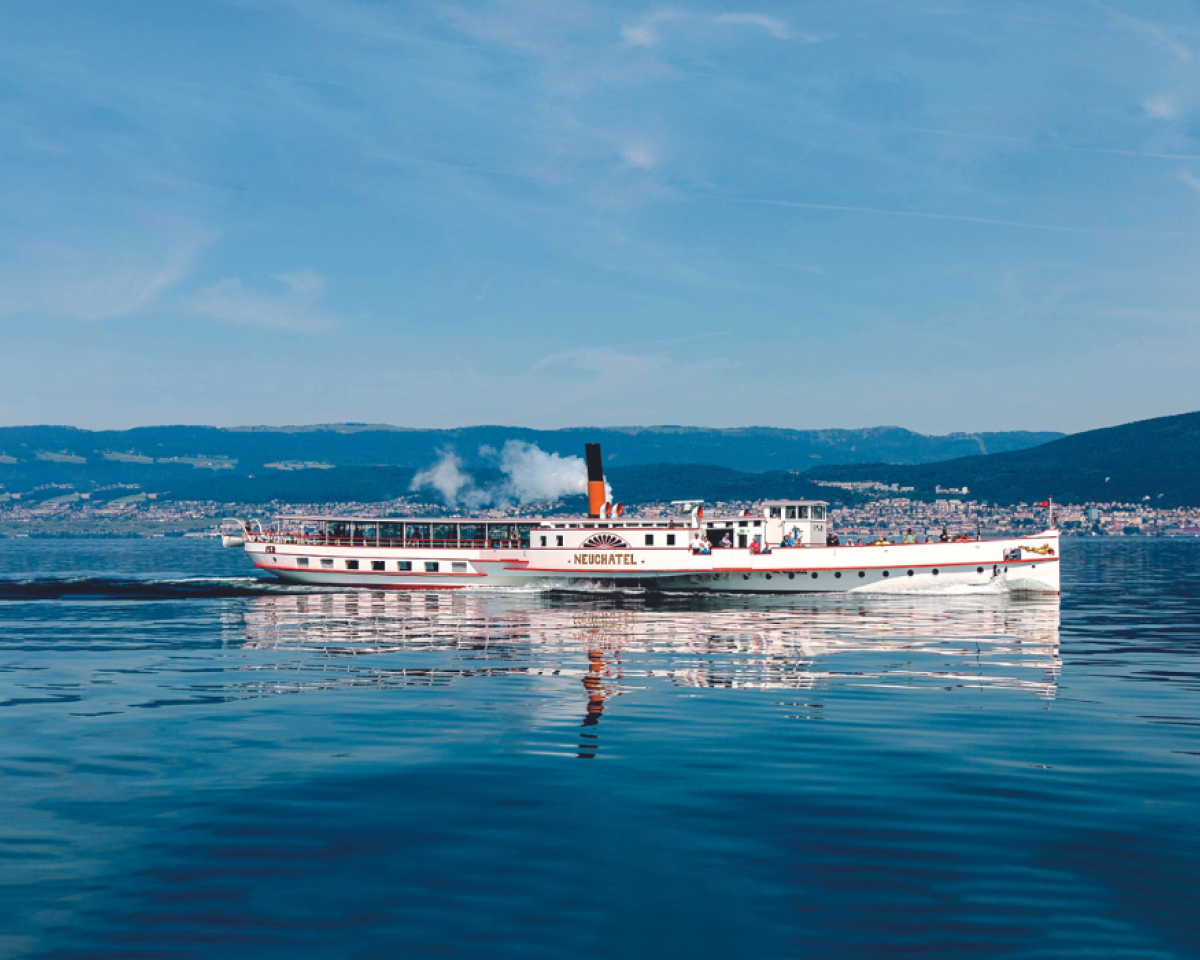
243 532 1060 595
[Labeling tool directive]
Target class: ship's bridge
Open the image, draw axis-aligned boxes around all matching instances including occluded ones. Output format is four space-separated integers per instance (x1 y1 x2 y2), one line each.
700 500 829 548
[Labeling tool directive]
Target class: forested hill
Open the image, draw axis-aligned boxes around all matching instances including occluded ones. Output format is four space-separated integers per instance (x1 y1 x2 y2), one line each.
0 423 1059 482
803 410 1200 507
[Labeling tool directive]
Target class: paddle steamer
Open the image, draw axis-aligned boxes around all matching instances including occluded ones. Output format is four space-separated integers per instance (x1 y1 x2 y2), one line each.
235 444 1059 594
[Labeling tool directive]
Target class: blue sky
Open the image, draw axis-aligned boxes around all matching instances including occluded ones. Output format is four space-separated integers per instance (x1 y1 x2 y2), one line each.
2 0 1199 433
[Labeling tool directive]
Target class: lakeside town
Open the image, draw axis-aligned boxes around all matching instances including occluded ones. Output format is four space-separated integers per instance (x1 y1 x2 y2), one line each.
1 490 1198 539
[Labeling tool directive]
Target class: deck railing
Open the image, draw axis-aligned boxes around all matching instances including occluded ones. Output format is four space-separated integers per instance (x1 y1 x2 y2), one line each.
247 533 527 550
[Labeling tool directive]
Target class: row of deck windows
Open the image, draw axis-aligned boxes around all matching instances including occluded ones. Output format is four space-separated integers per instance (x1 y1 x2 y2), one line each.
284 523 533 547
536 533 679 547
766 506 825 520
293 558 468 573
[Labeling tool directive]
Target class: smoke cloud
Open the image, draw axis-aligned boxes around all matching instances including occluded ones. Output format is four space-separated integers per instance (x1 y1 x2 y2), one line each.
409 447 473 506
410 441 612 508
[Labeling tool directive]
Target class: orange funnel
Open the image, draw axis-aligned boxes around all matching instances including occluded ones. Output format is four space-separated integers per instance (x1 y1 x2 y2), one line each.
585 443 605 517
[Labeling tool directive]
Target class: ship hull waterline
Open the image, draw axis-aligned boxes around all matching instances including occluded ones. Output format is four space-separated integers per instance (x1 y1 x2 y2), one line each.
242 534 1061 595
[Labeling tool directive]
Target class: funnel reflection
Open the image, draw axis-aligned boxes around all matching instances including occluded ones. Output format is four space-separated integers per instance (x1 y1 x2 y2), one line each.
230 593 1061 736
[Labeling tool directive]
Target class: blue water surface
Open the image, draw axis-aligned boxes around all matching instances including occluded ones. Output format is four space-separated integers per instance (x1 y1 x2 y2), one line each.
0 538 1197 959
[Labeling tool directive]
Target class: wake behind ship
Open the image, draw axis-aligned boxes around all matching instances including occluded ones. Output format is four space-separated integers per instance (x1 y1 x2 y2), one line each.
233 444 1060 594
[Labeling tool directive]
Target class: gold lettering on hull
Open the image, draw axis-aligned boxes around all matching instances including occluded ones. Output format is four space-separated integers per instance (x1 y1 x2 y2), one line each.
572 552 637 566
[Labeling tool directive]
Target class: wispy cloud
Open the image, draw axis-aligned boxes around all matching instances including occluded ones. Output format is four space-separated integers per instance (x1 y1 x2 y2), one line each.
532 347 665 385
0 232 212 322
700 193 1200 238
712 13 791 40
190 271 337 333
620 10 681 48
905 126 1200 162
1144 95 1181 120
620 143 658 169
620 9 799 47
1098 4 1192 61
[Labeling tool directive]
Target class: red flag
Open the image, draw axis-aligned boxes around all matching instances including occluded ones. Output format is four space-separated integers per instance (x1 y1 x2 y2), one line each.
1034 500 1050 507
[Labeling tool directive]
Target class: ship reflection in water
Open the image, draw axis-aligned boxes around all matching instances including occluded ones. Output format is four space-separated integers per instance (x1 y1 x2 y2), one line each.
228 592 1061 757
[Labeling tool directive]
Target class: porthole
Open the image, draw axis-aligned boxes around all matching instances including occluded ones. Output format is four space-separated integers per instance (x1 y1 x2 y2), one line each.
858 571 865 578
811 573 818 579
835 572 842 579
882 570 890 578
788 572 795 580
977 566 984 574
932 568 939 576
765 573 772 580
743 573 750 580
907 570 914 577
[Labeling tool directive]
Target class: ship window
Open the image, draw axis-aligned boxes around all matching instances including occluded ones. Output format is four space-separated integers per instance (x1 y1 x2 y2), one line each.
297 557 309 567
932 568 939 575
811 572 818 579
431 523 456 543
785 507 797 519
645 534 654 546
379 523 403 541
796 506 810 519
399 561 412 571
515 525 532 547
907 570 914 576
753 521 761 527
346 560 359 570
406 524 429 542
540 536 547 547
425 561 439 572
858 571 865 578
320 558 334 568
452 561 467 573
812 506 826 520
835 571 842 579
487 524 514 543
667 534 676 545
556 535 564 547
977 566 984 574
769 507 782 518
459 523 484 545
372 561 385 571
882 570 890 577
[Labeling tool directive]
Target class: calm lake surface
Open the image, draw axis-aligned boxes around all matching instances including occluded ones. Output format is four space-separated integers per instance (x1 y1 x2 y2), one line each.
0 538 1197 959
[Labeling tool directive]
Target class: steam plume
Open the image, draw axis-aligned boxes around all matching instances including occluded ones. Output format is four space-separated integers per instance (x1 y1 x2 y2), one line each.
410 441 612 507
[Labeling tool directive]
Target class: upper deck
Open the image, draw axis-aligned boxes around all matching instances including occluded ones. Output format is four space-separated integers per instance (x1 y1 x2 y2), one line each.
251 500 831 552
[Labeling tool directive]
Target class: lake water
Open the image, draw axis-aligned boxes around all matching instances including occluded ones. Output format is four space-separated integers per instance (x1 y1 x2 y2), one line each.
0 538 1197 959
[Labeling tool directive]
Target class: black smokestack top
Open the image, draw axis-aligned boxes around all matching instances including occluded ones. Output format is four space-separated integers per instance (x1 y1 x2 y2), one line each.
585 443 604 483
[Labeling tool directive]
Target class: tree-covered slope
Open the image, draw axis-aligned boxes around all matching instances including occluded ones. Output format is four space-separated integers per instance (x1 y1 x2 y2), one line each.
802 410 1200 506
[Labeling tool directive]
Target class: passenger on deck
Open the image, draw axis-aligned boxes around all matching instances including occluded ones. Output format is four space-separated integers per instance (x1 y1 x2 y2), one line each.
750 538 761 555
690 534 704 554
720 533 732 549
939 527 951 542
903 528 916 544
826 532 840 546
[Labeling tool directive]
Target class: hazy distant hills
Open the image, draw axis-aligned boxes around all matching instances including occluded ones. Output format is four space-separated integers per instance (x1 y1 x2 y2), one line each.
803 410 1200 507
5 414 1195 507
0 424 1061 506
0 423 1060 473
